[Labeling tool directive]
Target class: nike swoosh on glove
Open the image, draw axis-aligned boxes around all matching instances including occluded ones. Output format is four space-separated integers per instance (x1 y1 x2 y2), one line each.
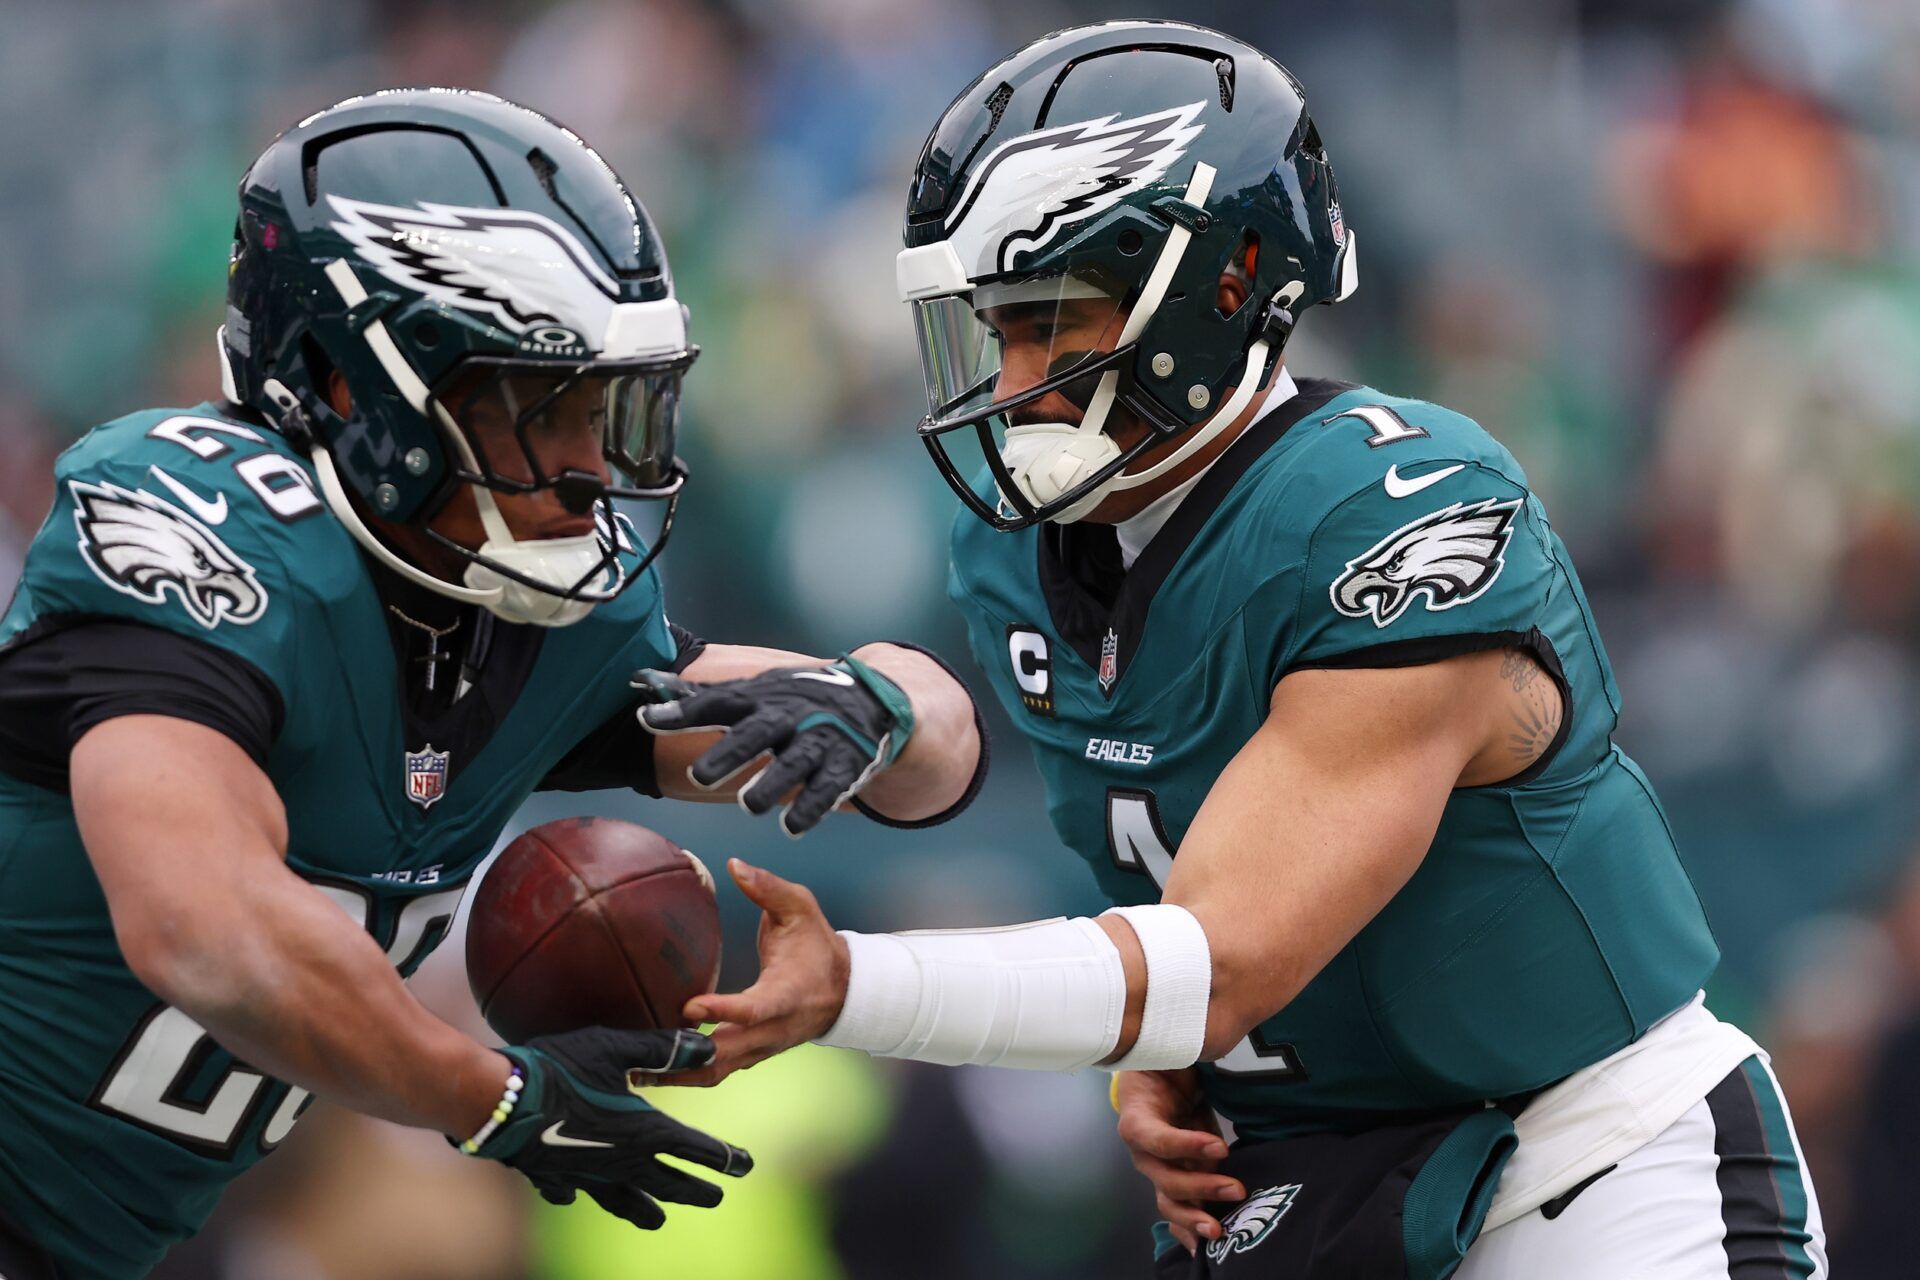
475 1027 752 1230
633 654 915 837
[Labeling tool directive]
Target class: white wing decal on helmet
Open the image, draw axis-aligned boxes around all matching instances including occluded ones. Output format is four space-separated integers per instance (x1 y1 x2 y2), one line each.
1330 498 1522 628
69 480 268 629
328 196 621 340
943 101 1206 279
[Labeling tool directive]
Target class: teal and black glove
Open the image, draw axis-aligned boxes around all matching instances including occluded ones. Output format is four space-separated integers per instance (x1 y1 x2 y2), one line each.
634 654 914 836
480 1027 751 1230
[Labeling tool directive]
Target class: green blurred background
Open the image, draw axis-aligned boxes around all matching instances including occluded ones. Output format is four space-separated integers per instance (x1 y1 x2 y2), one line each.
5 0 1920 1275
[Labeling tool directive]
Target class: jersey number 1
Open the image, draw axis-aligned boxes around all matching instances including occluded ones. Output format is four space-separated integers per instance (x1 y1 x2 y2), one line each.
1105 789 1306 1081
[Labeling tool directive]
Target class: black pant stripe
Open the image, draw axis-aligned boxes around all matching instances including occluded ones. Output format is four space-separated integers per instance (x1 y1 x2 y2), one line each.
1705 1066 1794 1279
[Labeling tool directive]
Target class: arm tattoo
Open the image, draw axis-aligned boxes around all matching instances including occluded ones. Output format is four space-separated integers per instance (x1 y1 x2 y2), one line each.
1502 648 1561 765
1500 647 1539 692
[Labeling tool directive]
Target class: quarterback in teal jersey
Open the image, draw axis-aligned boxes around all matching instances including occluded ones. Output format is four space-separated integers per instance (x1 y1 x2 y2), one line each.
661 22 1826 1280
0 91 984 1280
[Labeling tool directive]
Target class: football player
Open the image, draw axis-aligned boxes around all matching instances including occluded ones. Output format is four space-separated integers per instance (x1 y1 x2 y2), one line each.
0 90 984 1280
653 22 1827 1279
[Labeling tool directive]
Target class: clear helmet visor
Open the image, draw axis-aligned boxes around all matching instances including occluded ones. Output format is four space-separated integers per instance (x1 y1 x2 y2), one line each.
910 270 1154 528
437 356 692 501
912 270 1132 427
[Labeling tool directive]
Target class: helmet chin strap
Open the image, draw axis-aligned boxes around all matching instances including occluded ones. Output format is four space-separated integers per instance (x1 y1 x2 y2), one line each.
429 396 611 629
458 483 607 628
1000 160 1261 525
298 256 615 625
307 439 504 607
1104 338 1272 494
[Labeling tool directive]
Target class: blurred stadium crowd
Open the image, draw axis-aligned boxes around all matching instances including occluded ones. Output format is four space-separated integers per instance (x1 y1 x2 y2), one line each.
4 0 1920 1276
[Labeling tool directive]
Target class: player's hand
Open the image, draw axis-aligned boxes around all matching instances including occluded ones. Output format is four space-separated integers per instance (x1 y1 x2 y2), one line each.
480 1026 752 1229
1114 1068 1245 1254
633 655 915 837
665 859 849 1087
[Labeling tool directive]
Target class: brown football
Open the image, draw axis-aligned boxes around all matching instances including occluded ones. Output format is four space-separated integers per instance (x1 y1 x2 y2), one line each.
465 816 722 1043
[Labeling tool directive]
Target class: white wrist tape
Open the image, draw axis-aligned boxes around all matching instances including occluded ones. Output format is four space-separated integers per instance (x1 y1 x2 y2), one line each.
1099 903 1214 1071
815 917 1126 1071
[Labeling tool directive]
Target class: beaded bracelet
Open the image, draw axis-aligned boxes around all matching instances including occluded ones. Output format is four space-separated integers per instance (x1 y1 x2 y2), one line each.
458 1067 525 1155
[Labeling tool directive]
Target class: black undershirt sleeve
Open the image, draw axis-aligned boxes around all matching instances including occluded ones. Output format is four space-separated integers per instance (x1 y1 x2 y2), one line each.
0 619 285 793
538 621 708 797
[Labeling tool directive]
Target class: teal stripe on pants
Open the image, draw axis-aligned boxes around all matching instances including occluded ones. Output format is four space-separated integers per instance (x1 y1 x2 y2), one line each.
1739 1057 1819 1278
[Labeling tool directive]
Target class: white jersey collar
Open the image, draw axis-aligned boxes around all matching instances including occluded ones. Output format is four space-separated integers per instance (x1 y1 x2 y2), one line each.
1114 367 1301 570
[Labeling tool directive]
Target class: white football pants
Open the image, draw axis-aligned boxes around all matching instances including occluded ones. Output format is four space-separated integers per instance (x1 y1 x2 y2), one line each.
1456 1057 1827 1280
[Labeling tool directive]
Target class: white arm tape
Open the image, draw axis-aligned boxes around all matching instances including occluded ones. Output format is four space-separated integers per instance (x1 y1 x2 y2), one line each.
814 917 1126 1071
1099 904 1213 1071
813 904 1215 1073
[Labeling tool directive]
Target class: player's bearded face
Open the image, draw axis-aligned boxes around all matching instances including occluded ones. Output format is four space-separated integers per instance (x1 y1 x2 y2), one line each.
986 296 1153 451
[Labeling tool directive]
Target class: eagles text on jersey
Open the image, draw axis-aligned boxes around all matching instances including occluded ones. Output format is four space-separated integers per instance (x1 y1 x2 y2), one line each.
947 379 1718 1138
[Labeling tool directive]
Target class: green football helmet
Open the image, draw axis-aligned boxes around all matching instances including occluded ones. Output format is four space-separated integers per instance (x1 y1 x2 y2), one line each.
222 88 694 624
901 21 1357 530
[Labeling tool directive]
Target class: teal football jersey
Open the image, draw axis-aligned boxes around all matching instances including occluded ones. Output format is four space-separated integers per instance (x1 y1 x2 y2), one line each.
0 405 679 1279
948 379 1718 1139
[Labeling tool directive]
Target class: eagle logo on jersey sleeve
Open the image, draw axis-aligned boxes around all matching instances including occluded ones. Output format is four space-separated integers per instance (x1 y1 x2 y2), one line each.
943 102 1206 278
328 196 620 339
1330 498 1521 627
69 480 268 629
1205 1183 1301 1262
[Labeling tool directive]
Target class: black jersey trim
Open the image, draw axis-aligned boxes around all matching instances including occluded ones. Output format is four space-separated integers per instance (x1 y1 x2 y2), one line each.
1037 378 1358 694
1286 627 1572 790
852 640 991 830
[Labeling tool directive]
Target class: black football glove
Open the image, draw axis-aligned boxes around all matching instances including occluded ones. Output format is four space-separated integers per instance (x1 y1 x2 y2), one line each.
633 654 914 837
476 1027 751 1230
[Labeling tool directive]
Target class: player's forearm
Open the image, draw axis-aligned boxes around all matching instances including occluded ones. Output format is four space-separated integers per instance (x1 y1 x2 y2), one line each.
139 882 507 1138
846 641 980 820
656 640 981 816
74 719 508 1137
1165 666 1480 1058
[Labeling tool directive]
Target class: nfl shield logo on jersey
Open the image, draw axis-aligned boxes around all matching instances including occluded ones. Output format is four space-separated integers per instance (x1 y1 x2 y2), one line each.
404 745 450 810
1098 628 1119 692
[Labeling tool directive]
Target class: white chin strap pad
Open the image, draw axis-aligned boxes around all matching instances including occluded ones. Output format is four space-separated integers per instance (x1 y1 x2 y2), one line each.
815 904 1214 1073
459 485 605 628
461 533 604 628
1000 421 1122 513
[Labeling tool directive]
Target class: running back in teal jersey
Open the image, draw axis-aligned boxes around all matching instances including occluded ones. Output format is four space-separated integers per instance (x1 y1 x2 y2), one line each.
948 378 1719 1139
0 404 680 1279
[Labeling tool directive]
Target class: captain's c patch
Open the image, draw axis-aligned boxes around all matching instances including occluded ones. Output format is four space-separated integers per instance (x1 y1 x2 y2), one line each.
1006 625 1054 716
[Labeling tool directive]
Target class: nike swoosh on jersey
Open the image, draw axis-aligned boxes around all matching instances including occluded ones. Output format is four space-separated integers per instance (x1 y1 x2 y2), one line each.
541 1121 616 1149
1382 463 1465 499
794 668 856 687
148 466 229 524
